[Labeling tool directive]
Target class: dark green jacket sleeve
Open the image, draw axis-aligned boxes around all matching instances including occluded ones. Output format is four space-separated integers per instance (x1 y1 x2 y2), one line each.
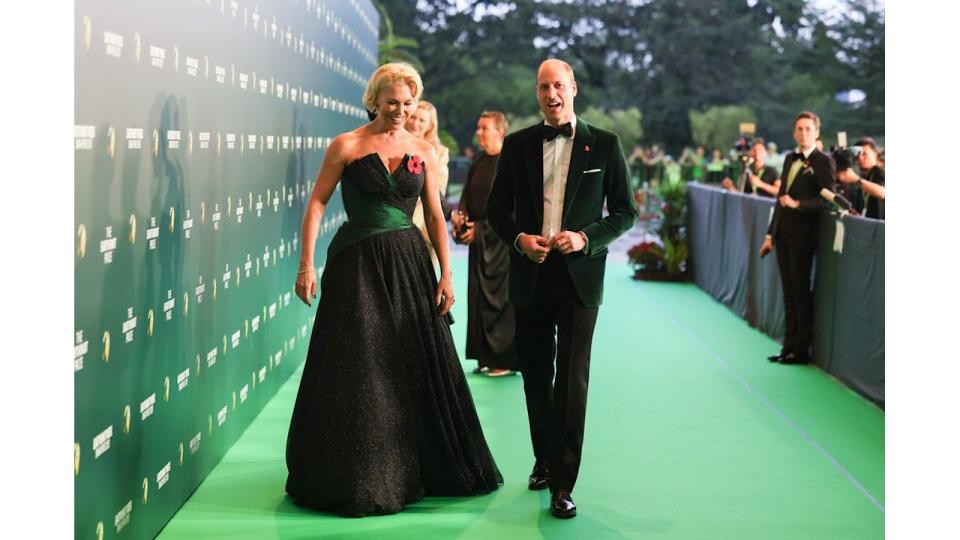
486 134 521 247
581 135 638 257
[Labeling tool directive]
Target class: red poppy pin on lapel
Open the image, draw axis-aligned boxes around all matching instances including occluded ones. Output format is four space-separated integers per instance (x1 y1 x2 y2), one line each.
585 145 590 152
407 155 423 174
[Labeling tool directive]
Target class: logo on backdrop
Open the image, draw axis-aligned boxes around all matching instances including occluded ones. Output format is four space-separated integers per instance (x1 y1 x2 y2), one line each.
128 214 136 244
107 126 116 158
74 443 80 476
77 225 87 258
123 405 131 434
134 33 141 62
102 331 110 362
142 477 149 504
82 16 92 51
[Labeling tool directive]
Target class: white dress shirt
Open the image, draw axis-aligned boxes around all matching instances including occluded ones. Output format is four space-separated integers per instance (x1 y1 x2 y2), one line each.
541 115 576 237
513 116 588 253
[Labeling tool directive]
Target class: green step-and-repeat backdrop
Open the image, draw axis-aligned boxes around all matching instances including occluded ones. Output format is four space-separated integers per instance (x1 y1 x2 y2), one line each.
74 1 378 537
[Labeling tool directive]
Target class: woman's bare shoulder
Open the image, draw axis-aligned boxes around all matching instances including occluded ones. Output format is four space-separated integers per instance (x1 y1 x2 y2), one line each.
411 137 437 160
328 128 370 159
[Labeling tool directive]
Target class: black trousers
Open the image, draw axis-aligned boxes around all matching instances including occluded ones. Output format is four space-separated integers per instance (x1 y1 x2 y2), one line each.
774 239 816 357
516 253 599 492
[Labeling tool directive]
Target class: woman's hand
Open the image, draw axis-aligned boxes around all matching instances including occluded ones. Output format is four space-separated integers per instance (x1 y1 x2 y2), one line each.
295 264 317 307
435 273 455 316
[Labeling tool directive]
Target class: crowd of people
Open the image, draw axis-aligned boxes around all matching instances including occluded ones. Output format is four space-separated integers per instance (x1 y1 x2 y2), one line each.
626 137 885 220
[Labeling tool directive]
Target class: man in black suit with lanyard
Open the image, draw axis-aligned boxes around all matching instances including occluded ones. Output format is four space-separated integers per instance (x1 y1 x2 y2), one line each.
760 111 836 365
487 59 637 519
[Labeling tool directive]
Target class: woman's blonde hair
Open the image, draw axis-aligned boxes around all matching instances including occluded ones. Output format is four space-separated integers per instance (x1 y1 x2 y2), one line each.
362 62 423 114
413 101 442 151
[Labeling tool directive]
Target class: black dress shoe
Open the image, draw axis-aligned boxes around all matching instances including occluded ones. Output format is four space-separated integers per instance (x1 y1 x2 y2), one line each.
528 460 549 491
767 353 786 363
550 489 577 519
778 353 810 365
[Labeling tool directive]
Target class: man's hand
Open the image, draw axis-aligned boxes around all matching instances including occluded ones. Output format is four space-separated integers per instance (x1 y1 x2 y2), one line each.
836 169 860 184
779 194 800 209
518 233 551 263
748 173 761 187
458 221 476 245
721 177 736 191
450 210 466 230
759 236 773 258
550 230 586 255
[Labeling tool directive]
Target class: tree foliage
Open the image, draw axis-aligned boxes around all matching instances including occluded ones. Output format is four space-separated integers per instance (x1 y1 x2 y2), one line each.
375 0 884 154
689 105 758 154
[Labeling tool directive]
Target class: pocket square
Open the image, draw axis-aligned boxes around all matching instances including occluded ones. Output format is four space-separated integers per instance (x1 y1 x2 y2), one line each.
583 168 602 174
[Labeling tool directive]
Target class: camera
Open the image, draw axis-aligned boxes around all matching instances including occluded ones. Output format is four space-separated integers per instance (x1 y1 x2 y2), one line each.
829 131 861 172
732 123 756 165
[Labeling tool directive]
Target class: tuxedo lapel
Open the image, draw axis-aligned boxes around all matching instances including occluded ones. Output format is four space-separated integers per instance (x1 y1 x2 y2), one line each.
778 154 795 197
562 121 595 222
524 126 544 228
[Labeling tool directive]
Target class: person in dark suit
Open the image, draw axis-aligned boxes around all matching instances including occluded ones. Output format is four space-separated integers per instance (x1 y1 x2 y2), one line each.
760 111 836 365
486 59 637 519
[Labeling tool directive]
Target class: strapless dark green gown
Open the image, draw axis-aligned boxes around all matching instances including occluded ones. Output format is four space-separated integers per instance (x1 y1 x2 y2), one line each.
284 153 502 517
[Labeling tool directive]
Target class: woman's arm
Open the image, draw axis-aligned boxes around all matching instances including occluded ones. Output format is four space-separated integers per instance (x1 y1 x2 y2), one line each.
295 136 347 306
420 145 454 316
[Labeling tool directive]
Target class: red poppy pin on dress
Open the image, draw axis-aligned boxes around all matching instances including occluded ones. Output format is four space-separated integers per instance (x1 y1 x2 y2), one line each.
585 145 590 152
407 155 423 174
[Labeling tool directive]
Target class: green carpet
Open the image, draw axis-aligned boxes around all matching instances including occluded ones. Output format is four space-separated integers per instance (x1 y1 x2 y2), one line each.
157 256 884 539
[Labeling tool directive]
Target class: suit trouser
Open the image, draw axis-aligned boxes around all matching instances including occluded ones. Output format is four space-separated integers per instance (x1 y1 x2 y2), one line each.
516 253 599 492
774 239 816 356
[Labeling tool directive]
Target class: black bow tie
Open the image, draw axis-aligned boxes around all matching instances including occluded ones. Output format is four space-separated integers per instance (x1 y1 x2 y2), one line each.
793 151 808 160
542 123 573 141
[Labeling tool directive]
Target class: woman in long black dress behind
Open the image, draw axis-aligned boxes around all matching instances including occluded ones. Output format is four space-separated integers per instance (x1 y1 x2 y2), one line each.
286 62 501 517
452 111 518 377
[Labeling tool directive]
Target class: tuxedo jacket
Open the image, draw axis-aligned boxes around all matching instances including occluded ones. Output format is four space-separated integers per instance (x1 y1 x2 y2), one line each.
486 120 637 308
767 149 836 246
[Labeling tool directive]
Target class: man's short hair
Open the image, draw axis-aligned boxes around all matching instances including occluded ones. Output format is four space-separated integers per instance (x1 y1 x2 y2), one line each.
479 110 508 133
794 110 821 130
752 137 766 148
855 136 880 154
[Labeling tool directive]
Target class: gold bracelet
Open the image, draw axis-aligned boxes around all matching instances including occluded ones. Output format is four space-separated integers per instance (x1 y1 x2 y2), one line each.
297 268 315 275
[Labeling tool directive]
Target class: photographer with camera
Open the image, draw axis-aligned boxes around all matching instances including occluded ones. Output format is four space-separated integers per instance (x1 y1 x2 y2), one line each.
836 137 885 220
721 137 781 197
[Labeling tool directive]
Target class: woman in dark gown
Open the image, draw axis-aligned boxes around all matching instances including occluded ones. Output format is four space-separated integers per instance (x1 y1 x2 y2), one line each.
453 111 517 376
286 62 501 517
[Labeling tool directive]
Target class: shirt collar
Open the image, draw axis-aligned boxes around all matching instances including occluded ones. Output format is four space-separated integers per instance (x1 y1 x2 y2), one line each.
796 145 816 159
542 115 577 140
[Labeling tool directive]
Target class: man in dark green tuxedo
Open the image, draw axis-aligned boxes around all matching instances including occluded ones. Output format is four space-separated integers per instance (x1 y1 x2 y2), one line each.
486 59 637 519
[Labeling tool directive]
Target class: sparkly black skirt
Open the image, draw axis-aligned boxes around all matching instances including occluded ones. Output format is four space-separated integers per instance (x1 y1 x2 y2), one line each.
285 227 502 517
